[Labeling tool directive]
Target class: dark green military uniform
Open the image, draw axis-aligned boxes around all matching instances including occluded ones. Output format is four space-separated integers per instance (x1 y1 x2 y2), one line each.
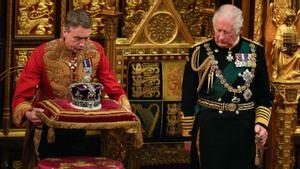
181 37 272 169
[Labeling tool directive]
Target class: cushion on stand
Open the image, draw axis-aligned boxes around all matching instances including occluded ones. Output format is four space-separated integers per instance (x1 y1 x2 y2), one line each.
37 156 125 169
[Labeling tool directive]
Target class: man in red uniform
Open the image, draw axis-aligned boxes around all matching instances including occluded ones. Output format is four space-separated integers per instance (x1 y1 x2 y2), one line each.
12 9 131 164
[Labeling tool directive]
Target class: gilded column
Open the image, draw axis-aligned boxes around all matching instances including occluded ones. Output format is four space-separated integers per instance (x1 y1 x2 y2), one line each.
103 14 120 73
3 0 13 135
272 82 300 169
253 0 263 42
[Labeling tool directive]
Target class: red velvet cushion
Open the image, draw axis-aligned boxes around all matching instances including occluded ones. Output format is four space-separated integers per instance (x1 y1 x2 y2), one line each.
34 99 144 148
37 156 125 169
34 99 139 129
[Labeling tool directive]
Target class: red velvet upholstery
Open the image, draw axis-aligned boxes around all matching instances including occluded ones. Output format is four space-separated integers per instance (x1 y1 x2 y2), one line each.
37 156 125 169
35 99 138 124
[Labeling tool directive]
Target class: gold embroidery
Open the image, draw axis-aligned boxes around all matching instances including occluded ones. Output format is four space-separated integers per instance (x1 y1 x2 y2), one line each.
43 39 100 99
13 101 32 126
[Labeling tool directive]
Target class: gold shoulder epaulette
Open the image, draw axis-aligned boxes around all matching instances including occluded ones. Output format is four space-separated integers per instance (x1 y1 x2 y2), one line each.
242 37 263 47
192 38 213 48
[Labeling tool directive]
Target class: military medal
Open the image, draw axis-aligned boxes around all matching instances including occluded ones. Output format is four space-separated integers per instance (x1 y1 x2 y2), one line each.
231 94 240 103
226 50 234 62
202 42 257 114
243 88 252 101
82 58 92 82
242 69 252 82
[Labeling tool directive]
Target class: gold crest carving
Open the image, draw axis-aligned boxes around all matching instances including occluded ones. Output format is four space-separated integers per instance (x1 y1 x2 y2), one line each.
16 0 55 37
166 103 182 136
72 0 119 37
130 62 161 98
14 48 34 82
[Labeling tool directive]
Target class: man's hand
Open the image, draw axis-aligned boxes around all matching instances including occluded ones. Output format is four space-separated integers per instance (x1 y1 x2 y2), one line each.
255 124 268 150
25 108 44 125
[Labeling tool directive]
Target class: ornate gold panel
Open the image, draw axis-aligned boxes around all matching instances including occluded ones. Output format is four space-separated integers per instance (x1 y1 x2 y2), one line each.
145 11 178 44
71 0 120 37
15 0 55 38
162 60 185 101
13 48 34 83
166 103 182 136
173 0 215 38
271 82 300 169
131 102 160 138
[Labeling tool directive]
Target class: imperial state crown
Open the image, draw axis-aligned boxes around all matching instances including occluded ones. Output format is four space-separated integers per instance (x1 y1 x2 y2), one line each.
69 82 104 110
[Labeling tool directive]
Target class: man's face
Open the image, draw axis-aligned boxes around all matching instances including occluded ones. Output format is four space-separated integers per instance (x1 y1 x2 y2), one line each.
63 26 92 53
214 17 239 48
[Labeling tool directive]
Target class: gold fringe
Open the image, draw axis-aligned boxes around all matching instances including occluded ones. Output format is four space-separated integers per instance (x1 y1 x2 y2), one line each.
47 127 55 143
36 111 143 148
33 127 42 161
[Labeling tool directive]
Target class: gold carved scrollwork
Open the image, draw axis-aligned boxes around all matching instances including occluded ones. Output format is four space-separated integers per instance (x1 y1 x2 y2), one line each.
123 0 150 38
254 0 263 42
173 0 215 38
166 103 182 136
72 0 119 36
14 48 34 82
131 62 161 98
270 5 300 81
272 82 300 169
145 12 178 44
17 0 54 36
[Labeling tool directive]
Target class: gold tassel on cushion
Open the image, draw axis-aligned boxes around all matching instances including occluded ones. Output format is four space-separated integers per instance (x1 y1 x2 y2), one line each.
118 95 132 112
47 127 55 143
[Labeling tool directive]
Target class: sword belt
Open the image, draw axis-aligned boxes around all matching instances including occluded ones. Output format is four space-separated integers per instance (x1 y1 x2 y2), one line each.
197 98 255 113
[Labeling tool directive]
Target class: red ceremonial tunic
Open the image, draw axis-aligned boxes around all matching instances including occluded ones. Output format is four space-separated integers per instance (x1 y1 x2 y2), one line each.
12 38 126 126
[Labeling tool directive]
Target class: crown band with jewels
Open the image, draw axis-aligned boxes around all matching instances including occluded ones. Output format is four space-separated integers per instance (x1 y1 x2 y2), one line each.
69 82 104 110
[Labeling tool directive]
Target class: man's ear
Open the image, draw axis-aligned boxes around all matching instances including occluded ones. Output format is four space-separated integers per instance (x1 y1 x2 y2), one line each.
62 27 68 38
238 26 243 35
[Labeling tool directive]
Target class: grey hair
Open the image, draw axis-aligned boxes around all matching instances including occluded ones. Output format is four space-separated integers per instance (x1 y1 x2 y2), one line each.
65 9 92 30
212 4 243 34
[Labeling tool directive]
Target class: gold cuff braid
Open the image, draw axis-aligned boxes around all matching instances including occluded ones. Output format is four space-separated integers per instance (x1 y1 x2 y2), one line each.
180 111 194 137
255 106 271 127
13 101 32 126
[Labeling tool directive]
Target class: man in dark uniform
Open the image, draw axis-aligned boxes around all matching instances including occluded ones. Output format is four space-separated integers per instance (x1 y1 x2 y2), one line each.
181 4 272 169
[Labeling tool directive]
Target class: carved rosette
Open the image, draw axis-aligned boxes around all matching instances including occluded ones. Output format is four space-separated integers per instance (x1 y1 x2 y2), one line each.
272 82 300 169
16 0 55 37
145 12 178 44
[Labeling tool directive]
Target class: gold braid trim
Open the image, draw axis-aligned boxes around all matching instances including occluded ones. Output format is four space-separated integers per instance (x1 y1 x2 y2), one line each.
35 111 143 148
13 101 32 126
191 46 213 92
255 106 271 127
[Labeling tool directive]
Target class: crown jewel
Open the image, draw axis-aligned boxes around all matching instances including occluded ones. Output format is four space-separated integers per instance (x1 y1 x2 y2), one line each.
69 58 104 110
70 82 104 110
